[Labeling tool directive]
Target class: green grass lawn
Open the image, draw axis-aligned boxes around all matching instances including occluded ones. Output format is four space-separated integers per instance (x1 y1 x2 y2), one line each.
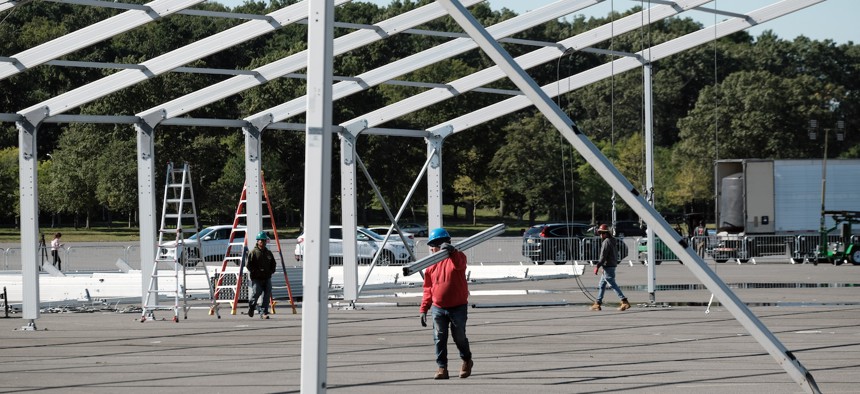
0 225 144 243
0 205 543 242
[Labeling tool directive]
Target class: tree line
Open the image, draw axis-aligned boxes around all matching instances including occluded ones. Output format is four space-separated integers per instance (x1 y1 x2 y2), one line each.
1 0 858 230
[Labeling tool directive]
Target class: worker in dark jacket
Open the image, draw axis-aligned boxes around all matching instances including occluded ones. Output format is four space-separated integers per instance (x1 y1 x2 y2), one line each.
246 231 277 319
590 224 631 311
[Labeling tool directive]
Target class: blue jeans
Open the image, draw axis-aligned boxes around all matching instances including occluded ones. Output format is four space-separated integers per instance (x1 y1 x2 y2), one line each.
431 304 472 368
249 278 272 315
596 266 625 303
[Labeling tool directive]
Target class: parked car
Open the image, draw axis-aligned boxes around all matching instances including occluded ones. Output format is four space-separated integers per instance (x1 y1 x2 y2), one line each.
398 222 428 237
613 220 647 237
158 225 245 266
294 226 414 266
367 227 416 250
521 223 592 265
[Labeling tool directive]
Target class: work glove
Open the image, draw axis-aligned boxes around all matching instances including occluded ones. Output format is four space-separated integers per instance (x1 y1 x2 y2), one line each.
593 266 600 275
420 312 427 327
440 243 456 253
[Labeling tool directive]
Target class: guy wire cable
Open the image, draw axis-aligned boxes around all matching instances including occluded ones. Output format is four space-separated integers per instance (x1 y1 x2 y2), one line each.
557 32 592 302
575 265 598 302
556 46 575 226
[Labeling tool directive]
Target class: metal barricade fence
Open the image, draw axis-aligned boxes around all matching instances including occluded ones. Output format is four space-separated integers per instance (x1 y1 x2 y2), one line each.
7 234 842 272
124 245 141 270
461 237 529 264
704 234 795 264
745 234 796 263
55 245 136 272
521 236 582 264
2 245 139 272
692 233 827 264
3 248 19 271
577 236 634 263
0 237 642 270
795 233 848 262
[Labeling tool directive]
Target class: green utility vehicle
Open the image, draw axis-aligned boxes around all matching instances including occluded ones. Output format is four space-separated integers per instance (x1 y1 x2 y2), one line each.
815 211 860 265
637 236 678 265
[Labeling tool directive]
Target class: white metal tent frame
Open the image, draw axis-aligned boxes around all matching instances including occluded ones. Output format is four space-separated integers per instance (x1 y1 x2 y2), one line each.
2 0 825 392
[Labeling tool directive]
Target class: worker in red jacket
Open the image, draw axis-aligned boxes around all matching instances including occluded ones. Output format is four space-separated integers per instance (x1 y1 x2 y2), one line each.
419 228 473 380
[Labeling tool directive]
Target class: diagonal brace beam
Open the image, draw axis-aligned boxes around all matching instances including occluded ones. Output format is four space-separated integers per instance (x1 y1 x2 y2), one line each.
436 0 820 392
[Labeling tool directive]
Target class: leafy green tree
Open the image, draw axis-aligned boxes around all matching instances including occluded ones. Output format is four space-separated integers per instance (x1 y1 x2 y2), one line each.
452 148 496 224
0 148 19 222
677 70 834 161
95 137 138 227
2 1 860 228
44 124 102 228
490 114 579 224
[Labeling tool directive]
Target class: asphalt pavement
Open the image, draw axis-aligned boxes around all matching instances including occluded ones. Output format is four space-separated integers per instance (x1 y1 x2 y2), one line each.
0 263 858 393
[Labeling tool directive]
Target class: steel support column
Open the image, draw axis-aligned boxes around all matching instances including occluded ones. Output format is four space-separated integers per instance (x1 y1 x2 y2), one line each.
244 123 265 238
16 119 40 329
300 0 334 392
426 131 448 231
436 1 820 392
339 129 359 302
135 121 158 307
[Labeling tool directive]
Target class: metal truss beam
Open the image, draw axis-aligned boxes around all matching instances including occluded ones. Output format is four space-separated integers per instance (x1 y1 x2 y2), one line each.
437 0 823 136
47 0 273 20
0 0 20 13
352 0 712 129
437 0 821 392
142 0 482 127
0 0 204 80
249 0 597 125
0 113 432 137
17 0 348 126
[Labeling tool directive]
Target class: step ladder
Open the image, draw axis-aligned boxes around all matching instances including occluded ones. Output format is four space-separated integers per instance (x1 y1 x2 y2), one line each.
141 163 212 323
209 173 296 318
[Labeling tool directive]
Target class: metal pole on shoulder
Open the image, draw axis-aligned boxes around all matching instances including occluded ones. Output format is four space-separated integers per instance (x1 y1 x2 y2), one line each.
402 223 506 276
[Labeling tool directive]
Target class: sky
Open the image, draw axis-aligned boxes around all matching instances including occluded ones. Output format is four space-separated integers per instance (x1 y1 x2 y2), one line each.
213 0 857 44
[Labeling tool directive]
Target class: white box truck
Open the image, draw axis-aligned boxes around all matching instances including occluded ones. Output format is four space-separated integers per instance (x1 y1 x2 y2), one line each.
714 159 860 263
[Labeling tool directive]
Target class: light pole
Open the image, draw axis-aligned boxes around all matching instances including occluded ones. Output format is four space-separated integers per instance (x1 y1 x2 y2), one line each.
808 119 846 263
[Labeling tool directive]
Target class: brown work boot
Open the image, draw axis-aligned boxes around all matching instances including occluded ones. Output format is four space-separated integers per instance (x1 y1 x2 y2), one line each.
589 301 602 311
459 359 473 378
434 367 449 380
618 298 631 311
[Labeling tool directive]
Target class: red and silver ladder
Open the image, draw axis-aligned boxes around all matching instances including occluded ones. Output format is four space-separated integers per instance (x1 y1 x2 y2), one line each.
209 173 296 317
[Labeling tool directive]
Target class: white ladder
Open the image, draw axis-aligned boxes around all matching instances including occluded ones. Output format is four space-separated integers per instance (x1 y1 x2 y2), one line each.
141 163 212 323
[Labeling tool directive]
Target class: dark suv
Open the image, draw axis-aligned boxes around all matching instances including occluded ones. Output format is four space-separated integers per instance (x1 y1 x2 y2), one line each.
588 220 646 238
521 223 592 265
613 220 646 237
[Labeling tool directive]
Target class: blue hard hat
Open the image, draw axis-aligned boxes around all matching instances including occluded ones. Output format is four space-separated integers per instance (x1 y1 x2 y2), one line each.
427 228 450 246
256 231 269 240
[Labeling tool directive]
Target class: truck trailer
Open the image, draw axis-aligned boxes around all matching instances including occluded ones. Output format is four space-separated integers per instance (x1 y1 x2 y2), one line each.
714 159 860 264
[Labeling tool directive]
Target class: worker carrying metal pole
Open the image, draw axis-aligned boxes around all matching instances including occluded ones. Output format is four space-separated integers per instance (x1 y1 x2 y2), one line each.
418 228 472 380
